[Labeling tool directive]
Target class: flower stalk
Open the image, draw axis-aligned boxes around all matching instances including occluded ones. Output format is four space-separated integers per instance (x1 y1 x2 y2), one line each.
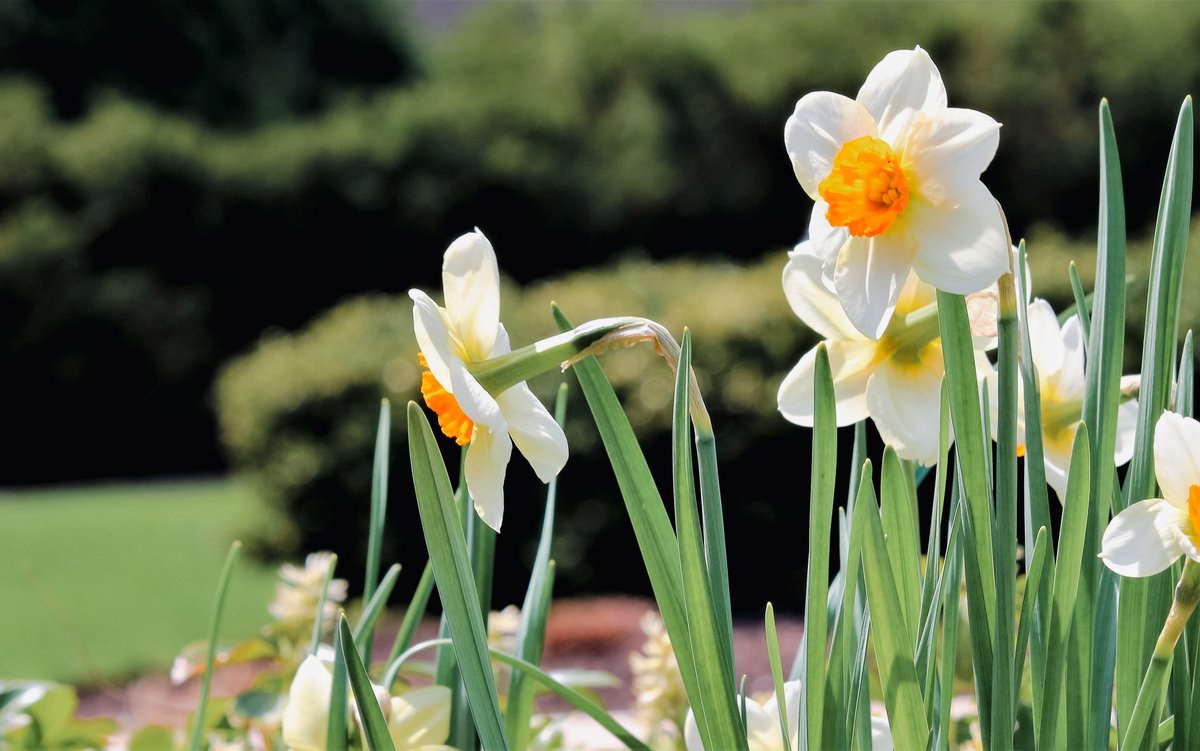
1122 558 1200 749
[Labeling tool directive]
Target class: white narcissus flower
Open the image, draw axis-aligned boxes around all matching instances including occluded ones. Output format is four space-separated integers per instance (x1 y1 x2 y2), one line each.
777 240 994 466
785 46 1009 338
1101 412 1200 577
410 229 569 531
682 680 892 751
986 299 1138 500
388 685 455 751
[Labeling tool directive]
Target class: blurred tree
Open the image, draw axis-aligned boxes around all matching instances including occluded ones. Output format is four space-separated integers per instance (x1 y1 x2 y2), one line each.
0 0 419 124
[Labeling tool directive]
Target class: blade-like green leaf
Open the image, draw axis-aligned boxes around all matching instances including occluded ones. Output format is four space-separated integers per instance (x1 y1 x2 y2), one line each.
1117 96 1193 741
507 384 568 751
407 401 509 751
328 611 350 751
1013 526 1049 708
384 560 435 681
880 447 921 645
672 330 744 750
354 563 401 644
853 462 930 749
1037 426 1091 750
1068 261 1092 337
803 343 837 751
311 552 339 656
362 399 391 658
188 541 241 751
338 615 397 751
992 272 1019 751
764 604 793 751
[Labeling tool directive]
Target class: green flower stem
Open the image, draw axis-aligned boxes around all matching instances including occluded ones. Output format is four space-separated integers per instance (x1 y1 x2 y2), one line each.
466 317 642 394
1122 559 1200 749
887 302 941 352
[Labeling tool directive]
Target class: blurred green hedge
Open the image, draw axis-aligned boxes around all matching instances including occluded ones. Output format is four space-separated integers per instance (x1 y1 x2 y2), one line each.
5 1 1200 483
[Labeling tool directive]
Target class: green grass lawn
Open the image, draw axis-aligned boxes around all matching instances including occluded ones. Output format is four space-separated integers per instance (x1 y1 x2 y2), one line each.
0 478 280 685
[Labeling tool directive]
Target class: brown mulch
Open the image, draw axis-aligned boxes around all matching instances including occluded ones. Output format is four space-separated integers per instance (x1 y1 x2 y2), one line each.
76 596 802 730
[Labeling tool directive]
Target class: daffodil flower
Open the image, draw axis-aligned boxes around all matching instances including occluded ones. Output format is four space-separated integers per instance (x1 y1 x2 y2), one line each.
777 240 993 465
986 299 1138 500
682 680 892 751
388 685 455 751
281 655 335 751
1100 411 1200 577
410 230 568 531
785 46 1009 338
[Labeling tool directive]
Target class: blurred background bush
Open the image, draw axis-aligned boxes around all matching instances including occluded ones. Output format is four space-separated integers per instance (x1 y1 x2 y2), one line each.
5 0 1200 612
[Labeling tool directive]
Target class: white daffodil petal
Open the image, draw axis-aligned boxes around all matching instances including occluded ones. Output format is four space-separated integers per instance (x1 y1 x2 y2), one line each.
783 242 861 340
466 428 513 532
495 382 568 483
1056 315 1087 401
807 201 849 266
1154 411 1200 506
871 715 895 751
907 182 1008 295
866 359 944 465
282 656 333 751
785 92 878 199
1025 299 1066 382
442 230 501 361
743 697 779 751
389 686 452 749
1100 499 1188 577
1042 426 1077 502
894 272 937 315
683 710 703 751
411 290 458 391
447 360 505 432
834 232 917 339
856 47 947 142
900 108 1000 207
1114 398 1138 467
778 340 876 427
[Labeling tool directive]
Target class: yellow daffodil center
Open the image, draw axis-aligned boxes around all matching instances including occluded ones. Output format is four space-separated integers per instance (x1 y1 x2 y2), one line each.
418 353 474 446
1189 485 1200 536
819 136 910 238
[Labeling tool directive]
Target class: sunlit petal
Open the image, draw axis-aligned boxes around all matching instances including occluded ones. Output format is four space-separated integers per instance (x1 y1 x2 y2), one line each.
808 201 849 266
866 358 944 465
496 382 568 483
1055 315 1086 401
466 428 513 532
899 108 1000 207
1025 299 1066 382
1114 398 1138 467
834 232 917 339
442 229 501 361
1100 499 1187 577
778 340 876 427
282 656 333 751
906 182 1008 295
856 47 947 142
1153 411 1200 507
389 686 452 750
783 241 862 341
785 92 878 199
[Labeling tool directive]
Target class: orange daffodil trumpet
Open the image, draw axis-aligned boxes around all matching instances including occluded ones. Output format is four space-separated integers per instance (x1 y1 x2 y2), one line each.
785 47 1009 339
1100 412 1200 578
777 240 995 465
987 299 1138 500
410 230 568 532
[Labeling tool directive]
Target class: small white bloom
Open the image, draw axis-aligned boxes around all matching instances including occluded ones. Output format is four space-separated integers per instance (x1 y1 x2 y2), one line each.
410 230 568 531
269 552 348 626
282 655 335 751
785 47 1008 338
683 681 892 751
986 299 1138 500
1101 411 1200 577
777 241 994 465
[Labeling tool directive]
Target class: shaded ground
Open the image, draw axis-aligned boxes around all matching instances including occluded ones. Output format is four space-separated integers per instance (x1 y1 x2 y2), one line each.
77 596 802 731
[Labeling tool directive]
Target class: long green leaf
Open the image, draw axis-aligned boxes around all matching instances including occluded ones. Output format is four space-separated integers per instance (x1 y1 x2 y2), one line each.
803 343 837 751
384 560 435 680
407 401 509 751
188 541 241 751
337 615 397 751
506 384 568 751
311 552 339 656
672 330 744 750
764 604 793 751
1013 526 1049 708
353 563 401 644
992 272 1019 751
362 399 391 658
329 609 350 751
1117 96 1194 741
1036 426 1091 750
552 305 714 747
880 447 921 645
853 462 930 749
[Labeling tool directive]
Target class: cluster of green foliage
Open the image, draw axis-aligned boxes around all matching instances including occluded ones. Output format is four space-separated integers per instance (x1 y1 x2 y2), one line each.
4 1 1200 484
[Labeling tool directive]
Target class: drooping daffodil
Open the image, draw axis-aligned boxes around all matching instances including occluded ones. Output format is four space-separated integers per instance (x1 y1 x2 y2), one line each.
281 654 456 751
986 299 1138 500
410 230 568 531
777 240 994 466
785 46 1009 338
1100 412 1200 577
682 680 892 751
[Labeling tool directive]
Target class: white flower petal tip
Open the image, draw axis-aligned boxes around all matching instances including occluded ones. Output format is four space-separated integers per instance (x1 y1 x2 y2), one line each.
411 234 569 533
1154 411 1200 506
282 656 334 751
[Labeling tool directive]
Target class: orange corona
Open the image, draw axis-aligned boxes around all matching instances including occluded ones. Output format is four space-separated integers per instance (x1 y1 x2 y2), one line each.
819 136 910 238
418 353 475 446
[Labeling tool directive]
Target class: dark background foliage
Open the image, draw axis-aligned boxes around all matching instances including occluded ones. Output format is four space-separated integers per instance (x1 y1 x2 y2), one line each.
3 0 1199 610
